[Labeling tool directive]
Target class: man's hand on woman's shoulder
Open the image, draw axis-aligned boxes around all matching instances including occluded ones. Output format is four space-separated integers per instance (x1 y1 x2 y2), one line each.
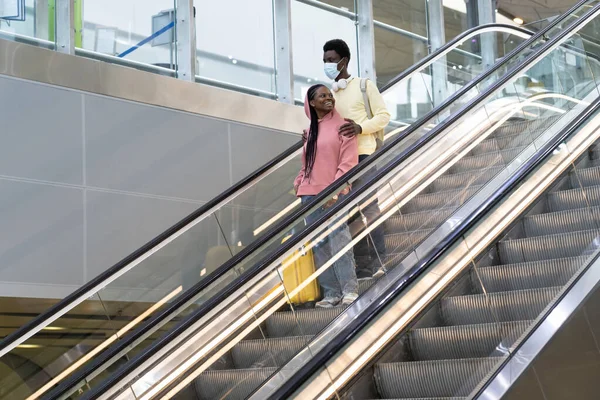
339 118 362 137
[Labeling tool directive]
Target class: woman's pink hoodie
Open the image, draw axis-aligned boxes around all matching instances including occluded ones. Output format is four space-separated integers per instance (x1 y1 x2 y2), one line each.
294 98 359 196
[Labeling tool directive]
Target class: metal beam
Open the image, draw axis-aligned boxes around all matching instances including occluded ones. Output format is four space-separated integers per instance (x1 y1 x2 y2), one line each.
175 0 196 81
427 0 447 107
55 0 74 54
357 0 376 82
477 0 497 70
273 0 294 104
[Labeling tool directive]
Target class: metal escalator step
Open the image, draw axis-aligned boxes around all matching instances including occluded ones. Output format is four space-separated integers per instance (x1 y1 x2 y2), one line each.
355 252 409 272
547 185 600 212
367 398 466 400
402 186 482 214
491 120 532 138
386 207 454 232
231 336 311 369
498 229 600 264
591 157 600 168
359 277 375 293
570 165 600 188
524 207 600 237
432 166 503 193
194 367 277 400
477 256 587 292
450 147 525 174
493 130 538 149
266 307 343 338
384 229 432 254
374 357 502 398
471 138 501 155
442 287 561 326
409 321 530 361
491 116 559 139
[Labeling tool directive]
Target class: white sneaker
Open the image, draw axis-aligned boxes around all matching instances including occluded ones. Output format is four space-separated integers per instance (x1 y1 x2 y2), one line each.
342 292 359 306
315 297 341 308
373 267 387 279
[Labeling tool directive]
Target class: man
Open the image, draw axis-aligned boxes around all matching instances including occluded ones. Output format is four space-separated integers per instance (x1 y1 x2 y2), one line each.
323 39 391 279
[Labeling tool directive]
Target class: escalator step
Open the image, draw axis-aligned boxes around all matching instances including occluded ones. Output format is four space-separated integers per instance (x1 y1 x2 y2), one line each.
402 186 482 214
498 229 600 264
442 286 560 326
194 367 277 400
570 165 600 188
231 336 311 369
476 256 586 292
547 185 600 212
355 252 410 272
266 307 343 338
374 357 501 398
524 207 600 237
409 321 530 361
449 147 525 174
386 207 454 232
491 120 532 138
433 166 504 193
359 277 376 293
367 398 466 400
383 229 432 255
493 130 538 149
471 137 501 155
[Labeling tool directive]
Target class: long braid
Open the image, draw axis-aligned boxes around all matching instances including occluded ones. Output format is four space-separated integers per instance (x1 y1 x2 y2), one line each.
304 84 325 179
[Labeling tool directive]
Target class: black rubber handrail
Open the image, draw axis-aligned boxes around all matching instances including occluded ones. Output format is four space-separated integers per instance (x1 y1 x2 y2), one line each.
379 23 533 92
72 1 596 398
264 59 600 400
0 23 533 359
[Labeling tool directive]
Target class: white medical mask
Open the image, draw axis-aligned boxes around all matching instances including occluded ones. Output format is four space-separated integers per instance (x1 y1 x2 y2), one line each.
324 60 342 80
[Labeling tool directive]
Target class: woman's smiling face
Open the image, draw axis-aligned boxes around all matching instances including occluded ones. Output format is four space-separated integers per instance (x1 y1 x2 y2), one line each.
310 86 335 114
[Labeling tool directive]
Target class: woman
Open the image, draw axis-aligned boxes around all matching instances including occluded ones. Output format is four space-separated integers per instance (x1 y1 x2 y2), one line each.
294 84 359 308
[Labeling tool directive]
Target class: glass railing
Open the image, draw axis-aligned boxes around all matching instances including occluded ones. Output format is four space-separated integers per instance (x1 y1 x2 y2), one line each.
288 87 600 400
0 23 534 400
62 2 600 399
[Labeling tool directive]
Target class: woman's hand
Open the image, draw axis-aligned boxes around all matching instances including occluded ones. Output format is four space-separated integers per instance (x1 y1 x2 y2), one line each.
324 186 350 208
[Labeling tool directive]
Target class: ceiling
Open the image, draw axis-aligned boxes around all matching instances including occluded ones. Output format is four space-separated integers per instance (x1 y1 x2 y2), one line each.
498 0 579 23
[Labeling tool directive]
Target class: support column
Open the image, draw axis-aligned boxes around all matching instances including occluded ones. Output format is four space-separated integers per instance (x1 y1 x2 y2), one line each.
55 0 75 54
357 0 376 82
427 0 447 107
273 0 294 104
477 0 497 70
176 1 196 81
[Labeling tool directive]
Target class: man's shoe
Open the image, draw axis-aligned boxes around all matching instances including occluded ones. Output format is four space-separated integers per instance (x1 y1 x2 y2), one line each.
315 297 341 308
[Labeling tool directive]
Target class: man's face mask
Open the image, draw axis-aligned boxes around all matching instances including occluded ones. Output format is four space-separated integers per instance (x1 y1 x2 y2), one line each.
324 59 344 80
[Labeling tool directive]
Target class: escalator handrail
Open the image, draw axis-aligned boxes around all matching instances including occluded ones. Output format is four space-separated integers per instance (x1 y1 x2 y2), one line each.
0 22 535 359
379 23 533 92
70 1 598 398
261 50 600 400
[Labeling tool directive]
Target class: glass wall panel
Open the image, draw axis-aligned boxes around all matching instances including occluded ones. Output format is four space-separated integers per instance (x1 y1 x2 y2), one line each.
291 0 359 101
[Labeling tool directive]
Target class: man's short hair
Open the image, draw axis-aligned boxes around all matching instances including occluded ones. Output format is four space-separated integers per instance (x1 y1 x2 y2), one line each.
323 39 351 61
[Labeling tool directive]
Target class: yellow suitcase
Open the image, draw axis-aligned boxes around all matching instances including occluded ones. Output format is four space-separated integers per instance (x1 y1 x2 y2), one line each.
281 235 321 305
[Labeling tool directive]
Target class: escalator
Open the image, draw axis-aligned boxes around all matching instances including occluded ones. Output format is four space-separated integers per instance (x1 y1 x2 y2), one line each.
187 115 563 399
54 2 600 399
278 87 600 400
0 21 537 400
